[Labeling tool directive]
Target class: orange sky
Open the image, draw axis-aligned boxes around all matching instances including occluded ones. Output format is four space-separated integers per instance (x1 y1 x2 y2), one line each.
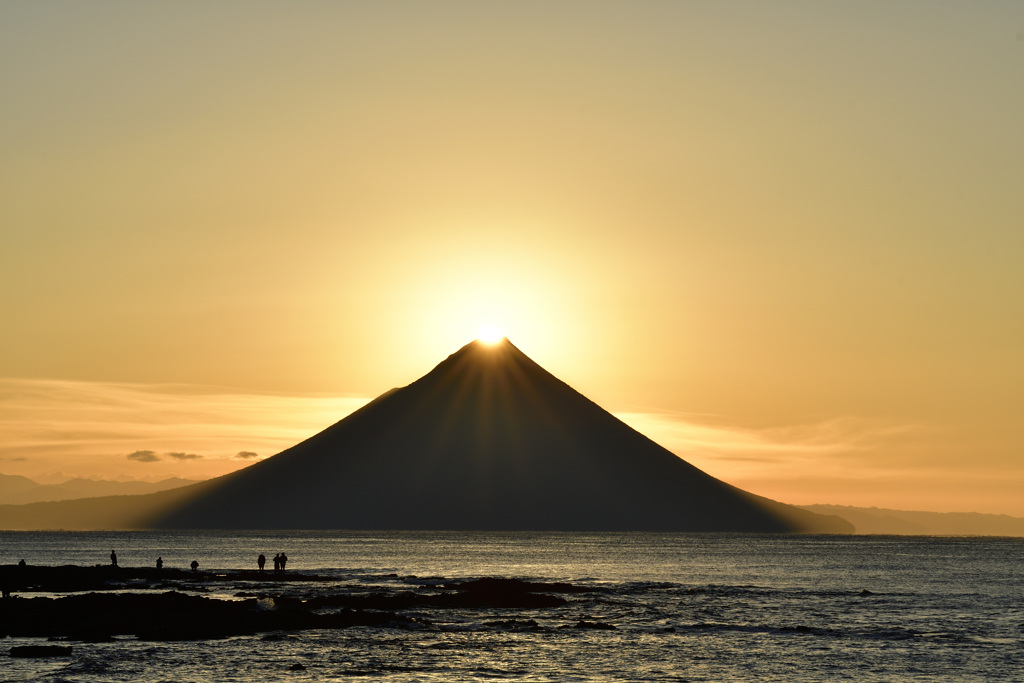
2 2 1022 515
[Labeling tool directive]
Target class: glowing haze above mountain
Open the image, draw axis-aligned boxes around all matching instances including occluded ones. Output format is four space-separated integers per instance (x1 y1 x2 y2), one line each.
1 2 1022 516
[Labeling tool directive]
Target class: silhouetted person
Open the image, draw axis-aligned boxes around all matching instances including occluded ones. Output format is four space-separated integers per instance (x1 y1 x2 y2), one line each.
110 550 117 567
190 560 199 572
156 557 163 570
273 554 281 573
18 559 26 568
279 553 287 572
257 554 266 573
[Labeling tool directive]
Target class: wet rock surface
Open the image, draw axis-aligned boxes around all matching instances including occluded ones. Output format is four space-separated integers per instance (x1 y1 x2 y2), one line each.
9 644 74 657
1 590 416 641
0 563 331 593
0 565 601 642
302 576 601 611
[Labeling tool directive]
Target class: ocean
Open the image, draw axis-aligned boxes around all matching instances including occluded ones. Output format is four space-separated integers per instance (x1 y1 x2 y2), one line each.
2 531 1022 681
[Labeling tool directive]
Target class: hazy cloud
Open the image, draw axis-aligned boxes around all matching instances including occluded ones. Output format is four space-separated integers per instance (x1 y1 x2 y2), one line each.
168 452 203 460
126 450 160 463
615 412 919 460
612 410 929 492
235 451 260 459
0 377 369 481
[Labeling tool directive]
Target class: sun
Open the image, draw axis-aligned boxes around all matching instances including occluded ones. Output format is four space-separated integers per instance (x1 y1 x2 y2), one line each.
476 326 505 344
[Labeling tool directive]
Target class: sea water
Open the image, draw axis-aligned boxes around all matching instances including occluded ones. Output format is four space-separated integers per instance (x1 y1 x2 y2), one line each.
1 532 1022 681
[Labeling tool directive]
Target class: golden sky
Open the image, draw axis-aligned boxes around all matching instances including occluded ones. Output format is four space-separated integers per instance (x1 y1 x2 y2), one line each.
2 2 1022 515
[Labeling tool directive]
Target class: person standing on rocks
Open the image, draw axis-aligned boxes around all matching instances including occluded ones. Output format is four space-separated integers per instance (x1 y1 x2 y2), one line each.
279 553 287 572
110 550 117 567
257 554 266 573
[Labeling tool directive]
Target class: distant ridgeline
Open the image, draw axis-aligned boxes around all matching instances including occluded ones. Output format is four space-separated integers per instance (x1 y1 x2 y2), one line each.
800 505 1024 536
1 339 851 533
0 474 197 506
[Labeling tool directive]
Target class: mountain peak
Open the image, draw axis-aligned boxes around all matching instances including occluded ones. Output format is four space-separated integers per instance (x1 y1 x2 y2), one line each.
418 337 537 381
458 336 515 355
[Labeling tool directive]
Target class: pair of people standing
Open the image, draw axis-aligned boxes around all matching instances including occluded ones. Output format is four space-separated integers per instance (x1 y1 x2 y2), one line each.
256 552 288 573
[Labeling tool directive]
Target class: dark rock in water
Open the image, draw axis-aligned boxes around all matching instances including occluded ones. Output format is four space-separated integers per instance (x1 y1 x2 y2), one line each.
570 620 617 630
446 577 570 608
859 588 874 596
0 566 619 644
289 663 306 671
0 590 417 641
483 618 542 631
304 576 575 611
10 645 73 657
0 563 332 595
453 577 599 594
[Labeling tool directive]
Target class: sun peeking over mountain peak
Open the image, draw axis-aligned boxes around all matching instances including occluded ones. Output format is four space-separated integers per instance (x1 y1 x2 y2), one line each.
476 326 505 344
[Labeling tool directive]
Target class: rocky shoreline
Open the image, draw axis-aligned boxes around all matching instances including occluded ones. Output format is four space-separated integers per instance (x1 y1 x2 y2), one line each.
1 564 605 643
0 562 331 593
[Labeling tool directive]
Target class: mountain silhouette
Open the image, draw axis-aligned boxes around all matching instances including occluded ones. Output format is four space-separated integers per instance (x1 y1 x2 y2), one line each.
141 339 849 532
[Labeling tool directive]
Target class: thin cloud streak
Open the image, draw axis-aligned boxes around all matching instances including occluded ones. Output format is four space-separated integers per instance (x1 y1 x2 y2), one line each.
126 450 160 463
615 410 921 459
168 452 203 460
610 410 1024 515
0 378 370 482
613 410 940 503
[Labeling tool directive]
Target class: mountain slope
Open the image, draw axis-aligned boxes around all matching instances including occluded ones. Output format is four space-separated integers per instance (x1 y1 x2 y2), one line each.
149 339 848 532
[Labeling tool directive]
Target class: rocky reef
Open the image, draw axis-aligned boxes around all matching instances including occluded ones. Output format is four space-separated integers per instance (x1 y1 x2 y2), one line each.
1 564 607 642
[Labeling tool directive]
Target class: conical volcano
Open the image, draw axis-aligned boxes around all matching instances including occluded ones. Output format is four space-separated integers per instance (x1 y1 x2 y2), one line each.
149 339 849 532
